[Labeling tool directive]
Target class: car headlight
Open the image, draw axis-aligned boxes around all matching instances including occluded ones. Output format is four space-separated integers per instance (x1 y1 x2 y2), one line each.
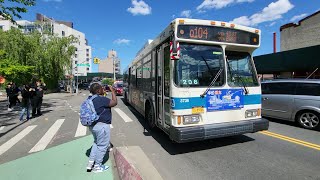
183 115 200 125
245 109 261 118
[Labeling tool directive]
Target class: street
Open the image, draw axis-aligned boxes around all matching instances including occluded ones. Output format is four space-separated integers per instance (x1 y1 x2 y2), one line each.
0 91 319 180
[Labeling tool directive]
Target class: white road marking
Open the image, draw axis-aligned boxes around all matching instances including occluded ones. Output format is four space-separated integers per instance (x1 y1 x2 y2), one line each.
75 119 87 137
114 108 133 122
74 111 77 113
29 119 65 153
78 113 80 115
110 124 114 129
0 125 37 156
0 126 4 132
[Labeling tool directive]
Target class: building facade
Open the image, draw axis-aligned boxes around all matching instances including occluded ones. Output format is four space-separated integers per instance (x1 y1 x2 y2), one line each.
0 14 92 76
280 11 320 51
98 50 121 75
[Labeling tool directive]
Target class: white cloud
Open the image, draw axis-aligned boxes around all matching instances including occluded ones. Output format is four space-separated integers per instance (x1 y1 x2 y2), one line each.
290 13 308 22
113 39 131 45
230 0 294 26
180 10 192 18
269 21 277 26
43 0 62 2
127 0 152 16
196 0 254 11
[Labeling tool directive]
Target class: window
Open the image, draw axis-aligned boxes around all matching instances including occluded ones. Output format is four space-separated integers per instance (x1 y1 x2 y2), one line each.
86 49 89 52
62 31 65 37
0 26 3 30
226 51 258 87
174 43 225 87
262 82 296 95
86 54 89 57
137 63 143 88
86 58 89 62
143 61 151 91
87 68 90 71
130 66 136 87
164 46 170 97
75 54 78 58
296 83 320 96
75 48 78 51
75 61 78 64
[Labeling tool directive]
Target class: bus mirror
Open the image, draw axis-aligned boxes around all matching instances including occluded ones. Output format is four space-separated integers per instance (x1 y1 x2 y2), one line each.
170 41 180 60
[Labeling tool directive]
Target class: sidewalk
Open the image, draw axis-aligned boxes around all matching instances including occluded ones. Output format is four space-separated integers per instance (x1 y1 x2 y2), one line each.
0 135 116 180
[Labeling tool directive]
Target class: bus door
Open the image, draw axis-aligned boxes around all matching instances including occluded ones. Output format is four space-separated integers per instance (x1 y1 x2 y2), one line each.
156 43 171 130
156 47 163 127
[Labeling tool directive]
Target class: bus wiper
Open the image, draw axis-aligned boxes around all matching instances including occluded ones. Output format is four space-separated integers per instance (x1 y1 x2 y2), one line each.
226 58 249 95
200 68 223 98
201 56 214 77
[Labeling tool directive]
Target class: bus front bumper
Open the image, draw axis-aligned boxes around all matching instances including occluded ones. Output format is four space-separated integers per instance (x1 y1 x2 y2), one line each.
169 118 269 143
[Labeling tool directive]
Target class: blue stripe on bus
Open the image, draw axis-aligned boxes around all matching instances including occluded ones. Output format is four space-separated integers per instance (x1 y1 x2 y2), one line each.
171 94 261 110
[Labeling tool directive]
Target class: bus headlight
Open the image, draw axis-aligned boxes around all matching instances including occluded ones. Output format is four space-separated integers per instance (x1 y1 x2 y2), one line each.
183 115 200 125
245 109 261 118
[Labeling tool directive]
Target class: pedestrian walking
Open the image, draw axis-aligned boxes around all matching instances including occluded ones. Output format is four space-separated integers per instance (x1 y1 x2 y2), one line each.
86 83 117 173
5 83 15 111
19 84 31 121
12 83 20 105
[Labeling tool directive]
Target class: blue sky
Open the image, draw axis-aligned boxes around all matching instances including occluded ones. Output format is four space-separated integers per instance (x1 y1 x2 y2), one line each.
17 0 320 72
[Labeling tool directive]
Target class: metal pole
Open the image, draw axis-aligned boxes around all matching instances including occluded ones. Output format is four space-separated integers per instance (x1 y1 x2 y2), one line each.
76 69 79 94
113 55 116 81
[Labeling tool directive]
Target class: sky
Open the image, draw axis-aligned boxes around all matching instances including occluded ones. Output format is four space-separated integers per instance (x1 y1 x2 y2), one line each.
14 0 320 73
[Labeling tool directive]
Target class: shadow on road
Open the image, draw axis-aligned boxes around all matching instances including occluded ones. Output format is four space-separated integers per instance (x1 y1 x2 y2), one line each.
120 98 255 155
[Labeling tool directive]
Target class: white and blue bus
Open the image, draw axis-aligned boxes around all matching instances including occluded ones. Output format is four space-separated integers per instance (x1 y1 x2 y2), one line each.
123 18 268 143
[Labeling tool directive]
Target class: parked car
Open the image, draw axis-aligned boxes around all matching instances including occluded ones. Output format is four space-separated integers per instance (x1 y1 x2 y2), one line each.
78 82 89 90
113 81 123 96
261 79 320 130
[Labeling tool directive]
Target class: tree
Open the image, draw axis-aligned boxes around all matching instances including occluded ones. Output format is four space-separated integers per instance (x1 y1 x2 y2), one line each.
0 0 36 22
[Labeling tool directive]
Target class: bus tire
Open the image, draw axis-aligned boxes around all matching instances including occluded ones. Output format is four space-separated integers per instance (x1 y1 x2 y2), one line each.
146 104 156 129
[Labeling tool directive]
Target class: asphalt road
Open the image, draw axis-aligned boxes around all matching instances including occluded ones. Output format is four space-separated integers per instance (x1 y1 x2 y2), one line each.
0 91 319 180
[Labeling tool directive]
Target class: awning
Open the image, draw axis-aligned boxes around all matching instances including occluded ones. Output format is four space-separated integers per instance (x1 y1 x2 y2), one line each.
253 45 320 74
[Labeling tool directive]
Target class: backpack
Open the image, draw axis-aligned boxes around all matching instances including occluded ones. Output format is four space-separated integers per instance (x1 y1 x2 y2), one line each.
80 95 99 126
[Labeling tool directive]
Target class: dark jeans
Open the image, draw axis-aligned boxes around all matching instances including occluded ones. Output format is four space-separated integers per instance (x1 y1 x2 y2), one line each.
31 97 43 116
8 96 15 108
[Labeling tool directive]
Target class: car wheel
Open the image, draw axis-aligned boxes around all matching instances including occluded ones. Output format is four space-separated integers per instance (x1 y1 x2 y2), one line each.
297 111 320 130
146 105 156 129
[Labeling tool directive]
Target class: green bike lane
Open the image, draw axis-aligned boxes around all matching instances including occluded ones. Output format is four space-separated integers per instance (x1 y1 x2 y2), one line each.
0 135 117 180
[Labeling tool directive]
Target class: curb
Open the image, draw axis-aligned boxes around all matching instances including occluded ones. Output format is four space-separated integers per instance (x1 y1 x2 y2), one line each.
114 146 163 180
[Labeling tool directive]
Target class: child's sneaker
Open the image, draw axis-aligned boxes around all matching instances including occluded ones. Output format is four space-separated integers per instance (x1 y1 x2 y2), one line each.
86 161 94 172
92 164 109 173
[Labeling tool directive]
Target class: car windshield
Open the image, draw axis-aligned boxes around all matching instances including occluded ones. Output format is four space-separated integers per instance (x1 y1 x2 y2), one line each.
174 43 225 87
226 51 259 87
116 84 123 88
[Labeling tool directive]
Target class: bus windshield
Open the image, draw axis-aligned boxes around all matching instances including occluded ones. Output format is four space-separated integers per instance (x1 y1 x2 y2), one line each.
174 43 225 87
226 51 259 87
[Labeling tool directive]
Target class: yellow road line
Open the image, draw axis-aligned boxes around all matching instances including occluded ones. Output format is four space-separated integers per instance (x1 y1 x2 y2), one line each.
259 131 320 151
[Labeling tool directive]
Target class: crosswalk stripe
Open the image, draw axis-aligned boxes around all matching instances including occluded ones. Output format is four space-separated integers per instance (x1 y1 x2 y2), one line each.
29 119 65 153
75 119 87 137
114 108 133 122
0 126 4 132
0 125 37 156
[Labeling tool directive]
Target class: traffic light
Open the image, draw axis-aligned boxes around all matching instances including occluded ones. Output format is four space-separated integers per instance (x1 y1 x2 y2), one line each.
93 57 100 64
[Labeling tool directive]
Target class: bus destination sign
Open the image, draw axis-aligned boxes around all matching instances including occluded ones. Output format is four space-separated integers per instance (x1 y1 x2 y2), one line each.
177 25 259 45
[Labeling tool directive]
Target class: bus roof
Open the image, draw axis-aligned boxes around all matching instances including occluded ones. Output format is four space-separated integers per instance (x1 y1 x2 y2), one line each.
130 18 261 68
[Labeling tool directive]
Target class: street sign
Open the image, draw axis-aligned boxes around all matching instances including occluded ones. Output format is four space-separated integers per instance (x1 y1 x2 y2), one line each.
76 63 90 67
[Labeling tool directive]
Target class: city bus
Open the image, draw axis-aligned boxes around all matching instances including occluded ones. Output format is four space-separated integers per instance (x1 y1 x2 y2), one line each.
123 18 269 143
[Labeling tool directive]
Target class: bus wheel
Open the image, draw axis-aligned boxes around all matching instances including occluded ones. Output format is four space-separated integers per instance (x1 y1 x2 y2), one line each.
146 105 156 129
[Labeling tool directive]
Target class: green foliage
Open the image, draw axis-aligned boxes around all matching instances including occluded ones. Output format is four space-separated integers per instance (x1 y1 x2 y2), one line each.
0 58 35 85
102 78 114 85
0 27 77 89
0 0 36 22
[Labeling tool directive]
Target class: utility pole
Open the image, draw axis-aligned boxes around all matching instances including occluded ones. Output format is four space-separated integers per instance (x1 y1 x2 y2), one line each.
112 49 116 81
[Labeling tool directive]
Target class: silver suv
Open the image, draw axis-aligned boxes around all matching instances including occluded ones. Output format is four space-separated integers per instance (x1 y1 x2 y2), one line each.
261 79 320 130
